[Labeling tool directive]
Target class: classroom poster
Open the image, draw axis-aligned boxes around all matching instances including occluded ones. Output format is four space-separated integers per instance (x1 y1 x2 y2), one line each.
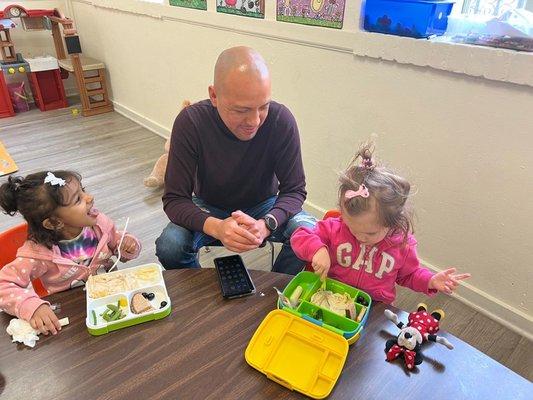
216 0 265 19
276 0 346 29
169 0 207 11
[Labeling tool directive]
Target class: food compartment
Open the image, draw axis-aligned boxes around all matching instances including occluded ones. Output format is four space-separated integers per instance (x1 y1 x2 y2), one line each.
321 279 359 300
87 293 130 327
311 376 334 399
86 264 163 299
281 271 321 307
305 277 359 303
307 284 357 319
355 291 371 307
297 301 360 334
266 331 326 392
128 264 163 288
128 284 169 315
305 276 371 324
296 301 323 322
321 353 344 380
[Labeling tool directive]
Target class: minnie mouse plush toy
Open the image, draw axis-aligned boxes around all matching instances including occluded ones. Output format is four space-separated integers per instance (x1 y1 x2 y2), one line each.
384 303 454 370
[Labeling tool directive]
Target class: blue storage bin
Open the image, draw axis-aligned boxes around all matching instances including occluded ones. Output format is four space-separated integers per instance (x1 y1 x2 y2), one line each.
363 0 455 38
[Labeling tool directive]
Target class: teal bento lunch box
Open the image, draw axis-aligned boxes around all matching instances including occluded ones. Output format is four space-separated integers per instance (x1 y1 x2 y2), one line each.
277 271 372 344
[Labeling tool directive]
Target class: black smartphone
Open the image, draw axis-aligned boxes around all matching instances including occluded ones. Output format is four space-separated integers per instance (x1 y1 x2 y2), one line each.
213 255 255 299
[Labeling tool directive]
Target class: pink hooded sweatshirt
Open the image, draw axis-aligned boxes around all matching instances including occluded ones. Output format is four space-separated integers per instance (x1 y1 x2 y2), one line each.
0 211 141 321
291 217 436 304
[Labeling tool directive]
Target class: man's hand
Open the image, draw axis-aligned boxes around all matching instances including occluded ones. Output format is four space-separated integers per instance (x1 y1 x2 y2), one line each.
30 304 61 335
206 216 262 253
231 210 270 243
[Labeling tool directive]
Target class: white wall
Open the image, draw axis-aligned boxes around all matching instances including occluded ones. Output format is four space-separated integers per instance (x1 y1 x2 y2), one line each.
69 0 532 337
2 1 77 95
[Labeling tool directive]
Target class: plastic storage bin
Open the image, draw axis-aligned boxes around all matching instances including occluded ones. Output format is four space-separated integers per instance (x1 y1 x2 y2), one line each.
363 0 455 38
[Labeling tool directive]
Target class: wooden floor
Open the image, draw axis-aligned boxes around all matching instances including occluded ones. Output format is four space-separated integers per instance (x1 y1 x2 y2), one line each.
1 104 531 381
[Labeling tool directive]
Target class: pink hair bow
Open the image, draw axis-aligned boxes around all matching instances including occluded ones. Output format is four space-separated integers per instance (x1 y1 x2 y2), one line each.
345 184 369 199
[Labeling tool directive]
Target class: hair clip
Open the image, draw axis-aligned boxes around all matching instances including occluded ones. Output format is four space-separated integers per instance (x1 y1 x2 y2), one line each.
361 157 374 170
44 172 66 187
345 184 369 199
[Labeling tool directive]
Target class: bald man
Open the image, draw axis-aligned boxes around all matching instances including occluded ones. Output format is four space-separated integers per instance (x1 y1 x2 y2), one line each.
156 47 316 274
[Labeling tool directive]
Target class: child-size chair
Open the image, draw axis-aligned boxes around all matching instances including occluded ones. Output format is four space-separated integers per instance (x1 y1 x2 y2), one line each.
305 209 341 272
322 209 341 220
0 223 48 297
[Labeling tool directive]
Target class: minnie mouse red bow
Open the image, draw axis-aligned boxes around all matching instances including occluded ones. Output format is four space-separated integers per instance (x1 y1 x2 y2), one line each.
386 344 417 370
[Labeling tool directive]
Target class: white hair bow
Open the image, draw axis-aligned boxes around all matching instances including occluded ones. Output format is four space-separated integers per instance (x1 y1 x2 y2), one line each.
44 172 66 186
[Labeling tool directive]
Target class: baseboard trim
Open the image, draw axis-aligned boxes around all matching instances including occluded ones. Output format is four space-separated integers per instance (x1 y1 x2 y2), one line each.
112 100 171 140
303 201 533 341
421 261 533 341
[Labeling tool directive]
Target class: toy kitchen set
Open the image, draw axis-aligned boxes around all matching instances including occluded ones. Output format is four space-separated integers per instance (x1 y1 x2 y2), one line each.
0 4 113 118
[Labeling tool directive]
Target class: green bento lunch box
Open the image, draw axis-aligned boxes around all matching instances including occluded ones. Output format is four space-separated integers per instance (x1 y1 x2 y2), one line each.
85 263 171 336
277 271 372 344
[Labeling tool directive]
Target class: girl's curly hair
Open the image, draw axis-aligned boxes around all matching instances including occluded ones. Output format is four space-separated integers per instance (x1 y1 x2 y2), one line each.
339 143 413 242
0 170 82 248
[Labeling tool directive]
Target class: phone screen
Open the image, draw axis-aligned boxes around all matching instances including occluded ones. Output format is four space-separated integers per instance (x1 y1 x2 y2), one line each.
214 255 255 298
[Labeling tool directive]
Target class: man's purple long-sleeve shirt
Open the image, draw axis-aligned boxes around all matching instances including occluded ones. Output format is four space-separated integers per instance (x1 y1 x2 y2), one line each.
162 99 307 233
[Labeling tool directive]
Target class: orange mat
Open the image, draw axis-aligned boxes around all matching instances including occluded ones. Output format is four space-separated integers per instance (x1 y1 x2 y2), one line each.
0 141 18 177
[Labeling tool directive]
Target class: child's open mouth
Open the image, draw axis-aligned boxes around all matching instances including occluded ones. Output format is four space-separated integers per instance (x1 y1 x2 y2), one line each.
88 208 99 217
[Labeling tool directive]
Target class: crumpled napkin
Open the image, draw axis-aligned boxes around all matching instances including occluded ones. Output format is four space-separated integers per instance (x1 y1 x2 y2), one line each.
6 318 40 348
6 317 69 348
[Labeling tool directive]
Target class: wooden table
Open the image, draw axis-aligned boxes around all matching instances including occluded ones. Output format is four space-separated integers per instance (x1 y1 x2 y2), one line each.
0 269 530 400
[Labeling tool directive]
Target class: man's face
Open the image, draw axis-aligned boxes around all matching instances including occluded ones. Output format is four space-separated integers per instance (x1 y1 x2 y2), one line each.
209 74 271 141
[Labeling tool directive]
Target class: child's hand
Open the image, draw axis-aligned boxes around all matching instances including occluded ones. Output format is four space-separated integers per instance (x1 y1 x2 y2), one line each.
312 247 330 281
30 304 61 335
119 236 138 260
429 267 471 294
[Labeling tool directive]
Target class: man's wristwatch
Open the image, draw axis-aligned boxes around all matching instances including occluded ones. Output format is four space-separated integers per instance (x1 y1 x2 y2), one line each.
262 213 278 232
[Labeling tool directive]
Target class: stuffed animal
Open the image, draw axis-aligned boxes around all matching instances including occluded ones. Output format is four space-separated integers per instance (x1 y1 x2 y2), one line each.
384 303 453 370
143 100 191 188
143 138 170 188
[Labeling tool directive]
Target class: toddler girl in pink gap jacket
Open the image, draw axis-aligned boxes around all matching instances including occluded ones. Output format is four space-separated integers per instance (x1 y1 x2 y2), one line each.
0 170 141 335
291 143 470 304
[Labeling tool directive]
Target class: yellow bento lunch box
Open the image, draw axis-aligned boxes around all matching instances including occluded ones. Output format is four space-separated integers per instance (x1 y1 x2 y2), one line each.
245 272 372 398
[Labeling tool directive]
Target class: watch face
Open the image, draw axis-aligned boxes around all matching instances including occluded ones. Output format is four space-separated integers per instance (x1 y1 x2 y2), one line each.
9 7 22 17
265 215 277 231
